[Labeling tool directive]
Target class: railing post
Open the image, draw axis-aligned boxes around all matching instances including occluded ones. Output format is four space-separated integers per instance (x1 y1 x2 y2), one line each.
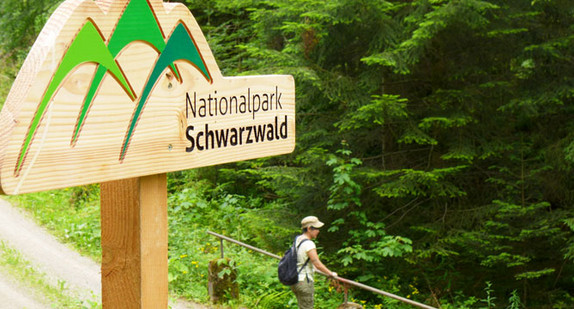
220 239 224 259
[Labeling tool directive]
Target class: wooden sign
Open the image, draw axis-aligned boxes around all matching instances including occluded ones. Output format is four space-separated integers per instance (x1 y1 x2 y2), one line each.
0 0 295 195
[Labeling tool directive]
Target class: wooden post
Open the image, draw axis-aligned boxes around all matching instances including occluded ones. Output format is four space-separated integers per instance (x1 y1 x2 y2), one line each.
100 174 168 308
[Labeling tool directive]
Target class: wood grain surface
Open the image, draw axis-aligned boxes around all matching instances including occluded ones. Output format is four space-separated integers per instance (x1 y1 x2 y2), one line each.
0 0 296 195
101 174 168 308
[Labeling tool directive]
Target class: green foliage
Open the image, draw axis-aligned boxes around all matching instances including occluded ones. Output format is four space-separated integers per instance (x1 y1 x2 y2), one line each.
326 145 363 211
507 290 522 309
3 0 574 307
186 0 574 306
165 175 347 308
0 0 61 58
482 281 496 309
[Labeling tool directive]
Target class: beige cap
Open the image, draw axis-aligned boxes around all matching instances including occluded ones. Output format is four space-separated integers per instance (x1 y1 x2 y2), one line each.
301 216 325 229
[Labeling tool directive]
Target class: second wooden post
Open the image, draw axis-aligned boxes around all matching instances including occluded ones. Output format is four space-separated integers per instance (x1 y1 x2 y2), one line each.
101 174 168 308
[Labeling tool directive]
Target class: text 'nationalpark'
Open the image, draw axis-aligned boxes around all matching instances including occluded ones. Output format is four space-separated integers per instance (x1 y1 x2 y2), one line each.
185 87 289 153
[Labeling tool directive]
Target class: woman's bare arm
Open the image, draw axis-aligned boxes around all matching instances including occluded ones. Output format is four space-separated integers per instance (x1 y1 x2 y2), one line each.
307 248 337 277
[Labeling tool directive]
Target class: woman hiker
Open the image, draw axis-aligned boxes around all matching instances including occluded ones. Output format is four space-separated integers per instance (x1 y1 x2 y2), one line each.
291 216 338 308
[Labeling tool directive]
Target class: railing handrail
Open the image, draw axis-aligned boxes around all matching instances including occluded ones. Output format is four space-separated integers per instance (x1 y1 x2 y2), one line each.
207 230 437 309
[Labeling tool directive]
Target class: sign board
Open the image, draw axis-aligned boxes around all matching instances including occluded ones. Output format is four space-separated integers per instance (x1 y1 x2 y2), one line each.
0 0 295 195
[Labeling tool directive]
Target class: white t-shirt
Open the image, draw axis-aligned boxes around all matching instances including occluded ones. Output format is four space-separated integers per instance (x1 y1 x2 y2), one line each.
295 235 316 282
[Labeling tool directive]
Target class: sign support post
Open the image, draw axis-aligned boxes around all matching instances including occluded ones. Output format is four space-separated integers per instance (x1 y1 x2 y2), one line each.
101 174 168 308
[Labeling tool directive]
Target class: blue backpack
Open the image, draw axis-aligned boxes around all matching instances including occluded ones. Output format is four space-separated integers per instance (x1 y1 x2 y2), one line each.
278 237 310 285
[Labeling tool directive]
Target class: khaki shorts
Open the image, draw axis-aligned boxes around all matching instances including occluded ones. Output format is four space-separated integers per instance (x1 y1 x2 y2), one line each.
291 280 315 309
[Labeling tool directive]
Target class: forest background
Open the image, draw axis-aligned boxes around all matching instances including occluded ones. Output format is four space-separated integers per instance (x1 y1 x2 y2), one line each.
1 0 574 308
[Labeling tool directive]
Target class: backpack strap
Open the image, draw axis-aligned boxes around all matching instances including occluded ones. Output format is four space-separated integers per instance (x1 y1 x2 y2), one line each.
295 238 309 250
294 237 311 278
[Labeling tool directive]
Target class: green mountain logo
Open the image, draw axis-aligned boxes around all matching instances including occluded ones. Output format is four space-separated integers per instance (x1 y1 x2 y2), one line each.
15 0 212 176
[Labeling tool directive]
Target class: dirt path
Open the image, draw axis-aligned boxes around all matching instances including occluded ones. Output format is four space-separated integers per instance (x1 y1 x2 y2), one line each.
0 197 211 308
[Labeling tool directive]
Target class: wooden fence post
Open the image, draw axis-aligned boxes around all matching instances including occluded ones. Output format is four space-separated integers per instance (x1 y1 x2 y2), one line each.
100 174 168 308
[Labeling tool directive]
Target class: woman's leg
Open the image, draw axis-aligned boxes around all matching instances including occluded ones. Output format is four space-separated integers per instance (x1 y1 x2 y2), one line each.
291 281 315 309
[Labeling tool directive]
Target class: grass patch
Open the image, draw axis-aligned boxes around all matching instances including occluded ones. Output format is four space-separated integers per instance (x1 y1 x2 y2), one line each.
6 185 102 261
0 240 101 308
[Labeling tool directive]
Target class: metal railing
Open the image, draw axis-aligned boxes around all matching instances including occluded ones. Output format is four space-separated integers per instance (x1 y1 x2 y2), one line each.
207 230 437 309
